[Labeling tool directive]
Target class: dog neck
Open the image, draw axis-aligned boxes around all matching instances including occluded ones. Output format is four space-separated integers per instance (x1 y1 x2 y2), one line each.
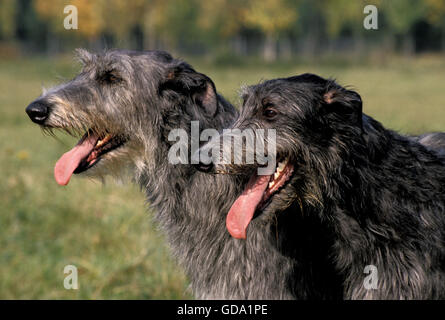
135 97 340 299
298 114 445 299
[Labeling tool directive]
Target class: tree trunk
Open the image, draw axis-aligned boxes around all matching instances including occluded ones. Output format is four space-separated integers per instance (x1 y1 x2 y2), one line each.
132 25 144 51
402 33 415 56
354 34 366 57
263 34 277 62
232 34 247 56
441 28 445 52
46 31 60 56
144 23 157 50
302 35 317 57
279 37 292 60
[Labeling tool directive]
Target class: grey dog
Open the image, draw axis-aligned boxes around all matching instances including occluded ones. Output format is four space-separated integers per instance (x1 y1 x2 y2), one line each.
196 73 445 299
25 49 344 299
25 50 445 299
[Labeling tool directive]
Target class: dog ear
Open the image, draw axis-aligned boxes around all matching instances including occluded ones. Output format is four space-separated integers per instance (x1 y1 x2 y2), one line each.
162 63 218 117
322 86 363 129
75 48 95 66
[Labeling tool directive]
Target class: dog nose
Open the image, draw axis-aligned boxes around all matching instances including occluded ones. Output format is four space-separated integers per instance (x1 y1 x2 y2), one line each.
26 101 49 124
194 161 214 173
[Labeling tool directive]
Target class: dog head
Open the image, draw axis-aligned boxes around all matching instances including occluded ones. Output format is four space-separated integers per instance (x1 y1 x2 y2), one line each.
196 73 363 238
25 49 233 185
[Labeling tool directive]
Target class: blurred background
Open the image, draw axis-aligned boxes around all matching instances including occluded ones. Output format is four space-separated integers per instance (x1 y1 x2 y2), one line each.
2 0 445 60
1 0 445 299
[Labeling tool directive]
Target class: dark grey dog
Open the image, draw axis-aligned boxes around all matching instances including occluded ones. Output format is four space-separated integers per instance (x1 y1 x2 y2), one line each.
25 50 343 299
196 73 445 299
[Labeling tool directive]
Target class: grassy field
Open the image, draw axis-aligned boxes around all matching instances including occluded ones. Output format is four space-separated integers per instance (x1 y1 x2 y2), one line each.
1 54 445 299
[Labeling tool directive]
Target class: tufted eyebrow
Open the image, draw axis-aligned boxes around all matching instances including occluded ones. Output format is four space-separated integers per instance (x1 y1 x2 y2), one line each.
261 98 274 107
239 84 252 99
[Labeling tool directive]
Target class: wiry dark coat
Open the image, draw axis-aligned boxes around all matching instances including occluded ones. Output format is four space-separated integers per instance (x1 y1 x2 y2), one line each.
26 50 342 299
138 63 342 299
201 73 445 299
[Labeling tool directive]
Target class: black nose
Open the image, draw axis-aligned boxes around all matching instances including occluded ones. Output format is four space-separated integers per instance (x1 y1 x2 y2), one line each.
194 161 214 173
26 101 49 124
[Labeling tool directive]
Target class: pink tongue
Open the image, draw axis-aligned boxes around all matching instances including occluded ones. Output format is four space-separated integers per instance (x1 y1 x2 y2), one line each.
226 173 272 239
54 134 98 186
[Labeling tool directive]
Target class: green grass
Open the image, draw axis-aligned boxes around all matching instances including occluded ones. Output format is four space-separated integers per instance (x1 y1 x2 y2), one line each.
1 55 445 299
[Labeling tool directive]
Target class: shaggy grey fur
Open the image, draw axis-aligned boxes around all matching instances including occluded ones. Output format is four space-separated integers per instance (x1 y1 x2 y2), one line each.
196 73 445 299
25 49 337 299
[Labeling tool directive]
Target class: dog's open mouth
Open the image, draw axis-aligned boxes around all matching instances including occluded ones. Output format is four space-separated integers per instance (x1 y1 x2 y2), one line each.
54 130 126 186
226 158 294 239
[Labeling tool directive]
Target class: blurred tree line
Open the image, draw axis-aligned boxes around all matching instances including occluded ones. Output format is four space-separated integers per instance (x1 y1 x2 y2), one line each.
0 0 445 60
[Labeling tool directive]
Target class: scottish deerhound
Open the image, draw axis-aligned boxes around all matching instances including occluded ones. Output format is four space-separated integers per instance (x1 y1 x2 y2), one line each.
196 73 445 299
25 50 344 299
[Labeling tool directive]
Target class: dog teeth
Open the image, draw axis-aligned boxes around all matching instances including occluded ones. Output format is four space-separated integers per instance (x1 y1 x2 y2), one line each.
274 158 289 176
267 158 292 191
96 140 105 148
277 158 288 170
96 134 112 148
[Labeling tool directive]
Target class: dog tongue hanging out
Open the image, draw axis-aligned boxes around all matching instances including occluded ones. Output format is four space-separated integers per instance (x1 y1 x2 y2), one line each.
226 174 270 239
54 133 98 186
226 159 294 239
54 131 125 186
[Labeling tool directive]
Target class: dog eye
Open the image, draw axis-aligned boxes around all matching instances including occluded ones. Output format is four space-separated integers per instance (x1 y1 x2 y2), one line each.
263 107 278 119
107 74 118 82
106 73 121 83
98 71 121 84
